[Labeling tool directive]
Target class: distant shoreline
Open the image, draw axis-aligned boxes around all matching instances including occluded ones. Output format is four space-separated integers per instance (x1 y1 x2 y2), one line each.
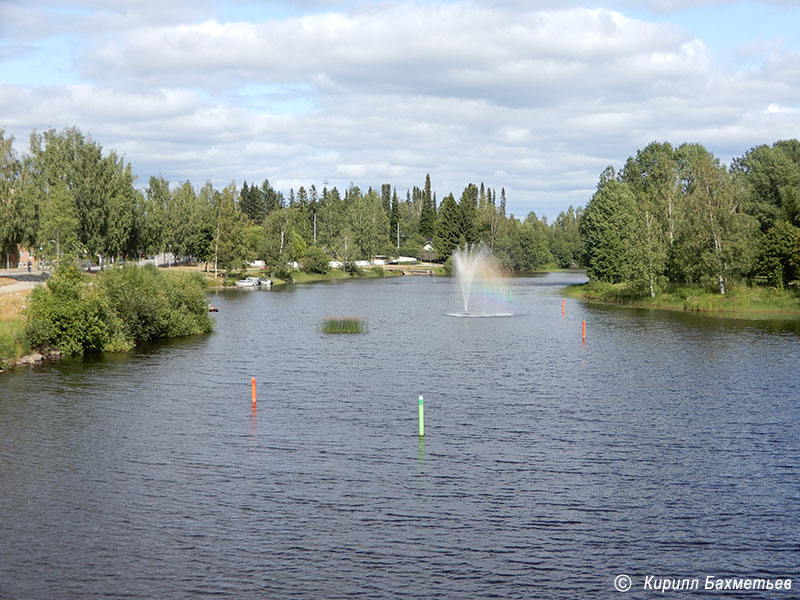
565 282 800 320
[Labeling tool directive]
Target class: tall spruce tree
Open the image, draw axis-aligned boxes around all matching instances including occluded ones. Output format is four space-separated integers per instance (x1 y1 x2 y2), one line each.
434 193 460 260
389 187 399 248
423 174 435 235
381 184 391 220
458 183 479 245
240 181 267 224
579 173 637 283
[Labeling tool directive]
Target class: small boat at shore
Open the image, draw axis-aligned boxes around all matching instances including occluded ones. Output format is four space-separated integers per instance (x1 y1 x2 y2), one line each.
235 277 273 288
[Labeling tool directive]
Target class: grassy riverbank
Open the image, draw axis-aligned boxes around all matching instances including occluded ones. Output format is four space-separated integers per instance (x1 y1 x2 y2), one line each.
566 280 800 318
0 263 441 369
0 291 32 369
0 264 215 370
207 263 442 287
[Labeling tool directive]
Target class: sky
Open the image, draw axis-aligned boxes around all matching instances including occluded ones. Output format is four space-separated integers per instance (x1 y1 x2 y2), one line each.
1 0 799 219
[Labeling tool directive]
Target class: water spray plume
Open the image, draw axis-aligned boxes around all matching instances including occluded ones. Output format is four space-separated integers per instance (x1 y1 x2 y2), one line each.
449 244 515 317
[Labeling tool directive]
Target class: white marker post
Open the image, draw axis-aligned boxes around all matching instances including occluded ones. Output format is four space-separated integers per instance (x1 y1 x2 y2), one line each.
418 395 425 437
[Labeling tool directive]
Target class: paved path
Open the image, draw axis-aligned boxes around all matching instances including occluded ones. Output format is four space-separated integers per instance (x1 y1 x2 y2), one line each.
0 270 49 294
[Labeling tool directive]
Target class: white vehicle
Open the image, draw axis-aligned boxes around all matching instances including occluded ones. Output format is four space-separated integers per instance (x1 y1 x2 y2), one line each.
236 276 273 288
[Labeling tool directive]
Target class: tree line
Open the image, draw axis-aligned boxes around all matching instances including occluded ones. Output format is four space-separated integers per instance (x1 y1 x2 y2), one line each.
5 126 793 290
580 140 800 295
0 127 583 277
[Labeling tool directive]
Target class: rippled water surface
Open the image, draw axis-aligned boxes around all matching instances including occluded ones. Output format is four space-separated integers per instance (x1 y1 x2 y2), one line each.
1 272 799 599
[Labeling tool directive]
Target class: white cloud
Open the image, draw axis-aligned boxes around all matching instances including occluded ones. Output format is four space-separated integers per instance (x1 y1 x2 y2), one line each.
2 1 800 217
77 5 693 104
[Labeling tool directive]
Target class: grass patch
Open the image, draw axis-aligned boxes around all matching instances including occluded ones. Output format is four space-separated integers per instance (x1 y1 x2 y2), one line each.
680 285 800 314
289 270 351 284
0 290 32 368
321 317 368 334
0 290 30 321
0 319 30 369
239 267 403 287
569 280 800 318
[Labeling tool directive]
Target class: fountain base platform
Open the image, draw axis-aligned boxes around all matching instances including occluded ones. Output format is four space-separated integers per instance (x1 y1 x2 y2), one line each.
445 312 517 318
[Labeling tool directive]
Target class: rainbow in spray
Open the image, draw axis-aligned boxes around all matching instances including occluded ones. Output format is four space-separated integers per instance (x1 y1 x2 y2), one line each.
448 244 515 317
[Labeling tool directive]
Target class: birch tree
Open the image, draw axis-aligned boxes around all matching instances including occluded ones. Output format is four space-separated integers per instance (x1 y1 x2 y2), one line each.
0 130 28 268
622 142 678 297
673 144 758 293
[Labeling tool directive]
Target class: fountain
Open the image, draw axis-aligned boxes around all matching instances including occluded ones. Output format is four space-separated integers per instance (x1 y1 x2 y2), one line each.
448 244 515 317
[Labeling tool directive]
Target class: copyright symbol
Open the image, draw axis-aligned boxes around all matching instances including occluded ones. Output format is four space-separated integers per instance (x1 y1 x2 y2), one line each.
614 574 632 592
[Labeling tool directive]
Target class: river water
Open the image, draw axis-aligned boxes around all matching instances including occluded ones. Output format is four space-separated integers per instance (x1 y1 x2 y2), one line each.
1 272 798 599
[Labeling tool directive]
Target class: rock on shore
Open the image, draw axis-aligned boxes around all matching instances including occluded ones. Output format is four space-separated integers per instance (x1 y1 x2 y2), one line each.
14 349 63 367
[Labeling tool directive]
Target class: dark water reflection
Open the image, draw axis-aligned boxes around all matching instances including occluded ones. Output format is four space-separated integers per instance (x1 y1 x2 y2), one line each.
1 272 798 599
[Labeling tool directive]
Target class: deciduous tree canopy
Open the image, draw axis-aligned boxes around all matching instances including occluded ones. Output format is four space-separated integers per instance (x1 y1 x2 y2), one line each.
4 126 796 289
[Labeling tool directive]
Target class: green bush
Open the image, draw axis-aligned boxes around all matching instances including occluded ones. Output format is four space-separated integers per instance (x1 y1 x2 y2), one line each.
272 263 295 282
397 243 421 259
442 255 453 274
343 262 366 277
300 246 331 274
100 264 169 342
100 265 213 341
25 264 213 355
160 271 214 338
25 265 120 354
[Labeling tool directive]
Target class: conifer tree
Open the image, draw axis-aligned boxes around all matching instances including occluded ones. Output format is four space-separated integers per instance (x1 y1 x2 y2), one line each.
419 173 436 238
389 187 399 248
579 175 636 283
434 193 460 260
381 184 391 220
458 183 479 245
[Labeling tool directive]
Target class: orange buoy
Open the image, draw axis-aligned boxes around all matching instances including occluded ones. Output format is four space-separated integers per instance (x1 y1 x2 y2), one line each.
582 320 586 343
251 377 257 406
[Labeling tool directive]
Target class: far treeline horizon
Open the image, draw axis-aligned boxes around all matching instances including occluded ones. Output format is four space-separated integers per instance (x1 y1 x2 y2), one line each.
1 127 798 295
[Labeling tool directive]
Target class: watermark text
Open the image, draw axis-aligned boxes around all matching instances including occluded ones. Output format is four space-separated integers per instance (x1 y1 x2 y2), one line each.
613 574 793 593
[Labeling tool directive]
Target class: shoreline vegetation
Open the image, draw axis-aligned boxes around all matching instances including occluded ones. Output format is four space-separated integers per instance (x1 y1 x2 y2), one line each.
0 262 443 371
1 263 215 371
3 263 799 371
565 280 800 318
0 288 29 370
213 262 443 288
320 317 368 334
3 128 800 366
579 140 800 304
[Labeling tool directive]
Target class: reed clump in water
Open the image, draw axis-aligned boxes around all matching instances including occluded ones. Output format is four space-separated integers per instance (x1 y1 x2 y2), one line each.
321 317 368 333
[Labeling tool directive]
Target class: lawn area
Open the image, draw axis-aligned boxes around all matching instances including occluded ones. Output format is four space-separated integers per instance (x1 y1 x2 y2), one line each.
0 290 31 368
566 280 800 318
